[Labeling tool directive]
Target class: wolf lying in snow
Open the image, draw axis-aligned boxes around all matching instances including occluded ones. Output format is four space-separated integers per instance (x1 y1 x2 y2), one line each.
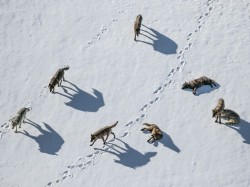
212 98 225 124
9 107 30 133
134 14 143 41
219 109 240 125
182 76 217 95
90 121 118 146
141 123 163 143
48 65 69 93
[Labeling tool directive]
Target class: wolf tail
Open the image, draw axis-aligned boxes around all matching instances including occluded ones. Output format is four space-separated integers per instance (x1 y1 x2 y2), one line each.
62 65 70 71
110 121 118 128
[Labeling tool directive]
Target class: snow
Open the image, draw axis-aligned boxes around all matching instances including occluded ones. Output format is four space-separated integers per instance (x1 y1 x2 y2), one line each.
0 0 250 187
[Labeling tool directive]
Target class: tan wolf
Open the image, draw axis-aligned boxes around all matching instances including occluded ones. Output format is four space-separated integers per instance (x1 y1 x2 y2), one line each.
182 76 217 95
90 121 118 146
141 123 163 143
9 107 30 133
221 109 240 125
48 65 70 93
134 14 143 41
212 98 225 124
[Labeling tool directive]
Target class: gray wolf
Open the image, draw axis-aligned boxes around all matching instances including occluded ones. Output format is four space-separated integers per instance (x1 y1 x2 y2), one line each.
9 107 30 133
221 109 240 125
182 76 217 95
141 123 163 143
49 66 70 93
212 98 225 124
90 121 118 146
134 14 143 41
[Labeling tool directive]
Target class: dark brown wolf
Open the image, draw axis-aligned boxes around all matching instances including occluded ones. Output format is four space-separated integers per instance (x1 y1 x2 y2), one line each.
48 66 69 93
9 107 30 133
90 121 118 146
134 14 143 41
141 123 163 143
182 76 217 95
212 98 225 124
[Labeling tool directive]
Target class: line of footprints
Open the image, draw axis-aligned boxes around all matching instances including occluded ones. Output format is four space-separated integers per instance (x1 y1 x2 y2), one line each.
0 3 137 141
45 0 215 186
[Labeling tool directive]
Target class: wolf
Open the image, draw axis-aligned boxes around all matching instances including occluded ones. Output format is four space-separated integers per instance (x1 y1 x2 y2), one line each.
220 109 240 125
48 66 70 93
141 123 163 143
182 76 217 95
134 14 143 41
212 98 225 124
90 121 118 146
9 107 30 133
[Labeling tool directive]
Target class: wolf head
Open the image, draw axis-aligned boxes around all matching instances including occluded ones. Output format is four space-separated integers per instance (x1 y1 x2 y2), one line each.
212 109 217 117
90 134 95 142
182 82 190 89
48 84 54 92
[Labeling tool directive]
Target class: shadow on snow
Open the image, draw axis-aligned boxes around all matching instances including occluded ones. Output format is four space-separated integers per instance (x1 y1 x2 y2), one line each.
95 138 157 169
19 119 64 155
55 80 105 112
137 24 178 55
224 119 250 144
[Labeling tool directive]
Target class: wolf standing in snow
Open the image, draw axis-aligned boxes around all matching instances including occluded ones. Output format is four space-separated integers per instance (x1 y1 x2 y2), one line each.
90 121 118 146
212 98 225 124
9 107 30 133
134 14 143 41
182 76 217 95
141 123 163 143
48 65 69 93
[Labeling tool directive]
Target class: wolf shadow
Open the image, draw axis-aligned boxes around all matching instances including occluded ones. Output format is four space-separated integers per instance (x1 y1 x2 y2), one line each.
224 119 250 144
95 138 157 169
137 24 178 55
20 119 64 155
55 80 105 112
153 132 181 152
142 130 181 153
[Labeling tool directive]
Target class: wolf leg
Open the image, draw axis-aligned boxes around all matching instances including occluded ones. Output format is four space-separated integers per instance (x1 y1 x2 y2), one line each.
90 139 97 146
102 136 106 145
134 33 136 41
192 87 197 95
218 114 222 124
104 134 109 142
147 136 154 143
111 132 116 139
215 114 218 123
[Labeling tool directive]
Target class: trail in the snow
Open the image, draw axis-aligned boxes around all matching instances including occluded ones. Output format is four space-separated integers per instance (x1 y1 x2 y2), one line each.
44 0 216 186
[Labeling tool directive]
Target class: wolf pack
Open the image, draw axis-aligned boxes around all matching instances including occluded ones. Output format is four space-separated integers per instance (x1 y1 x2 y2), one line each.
8 15 241 147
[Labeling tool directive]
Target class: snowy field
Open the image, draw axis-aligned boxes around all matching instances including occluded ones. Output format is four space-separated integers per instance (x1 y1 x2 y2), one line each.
0 0 250 186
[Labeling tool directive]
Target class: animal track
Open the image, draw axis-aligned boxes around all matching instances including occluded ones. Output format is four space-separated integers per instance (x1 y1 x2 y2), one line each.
187 33 193 41
101 26 108 33
168 69 176 77
125 121 134 127
153 86 164 94
140 104 149 111
44 1 217 186
121 131 130 138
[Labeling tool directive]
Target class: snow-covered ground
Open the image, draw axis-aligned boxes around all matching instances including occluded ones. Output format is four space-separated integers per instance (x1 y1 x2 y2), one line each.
0 0 250 186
